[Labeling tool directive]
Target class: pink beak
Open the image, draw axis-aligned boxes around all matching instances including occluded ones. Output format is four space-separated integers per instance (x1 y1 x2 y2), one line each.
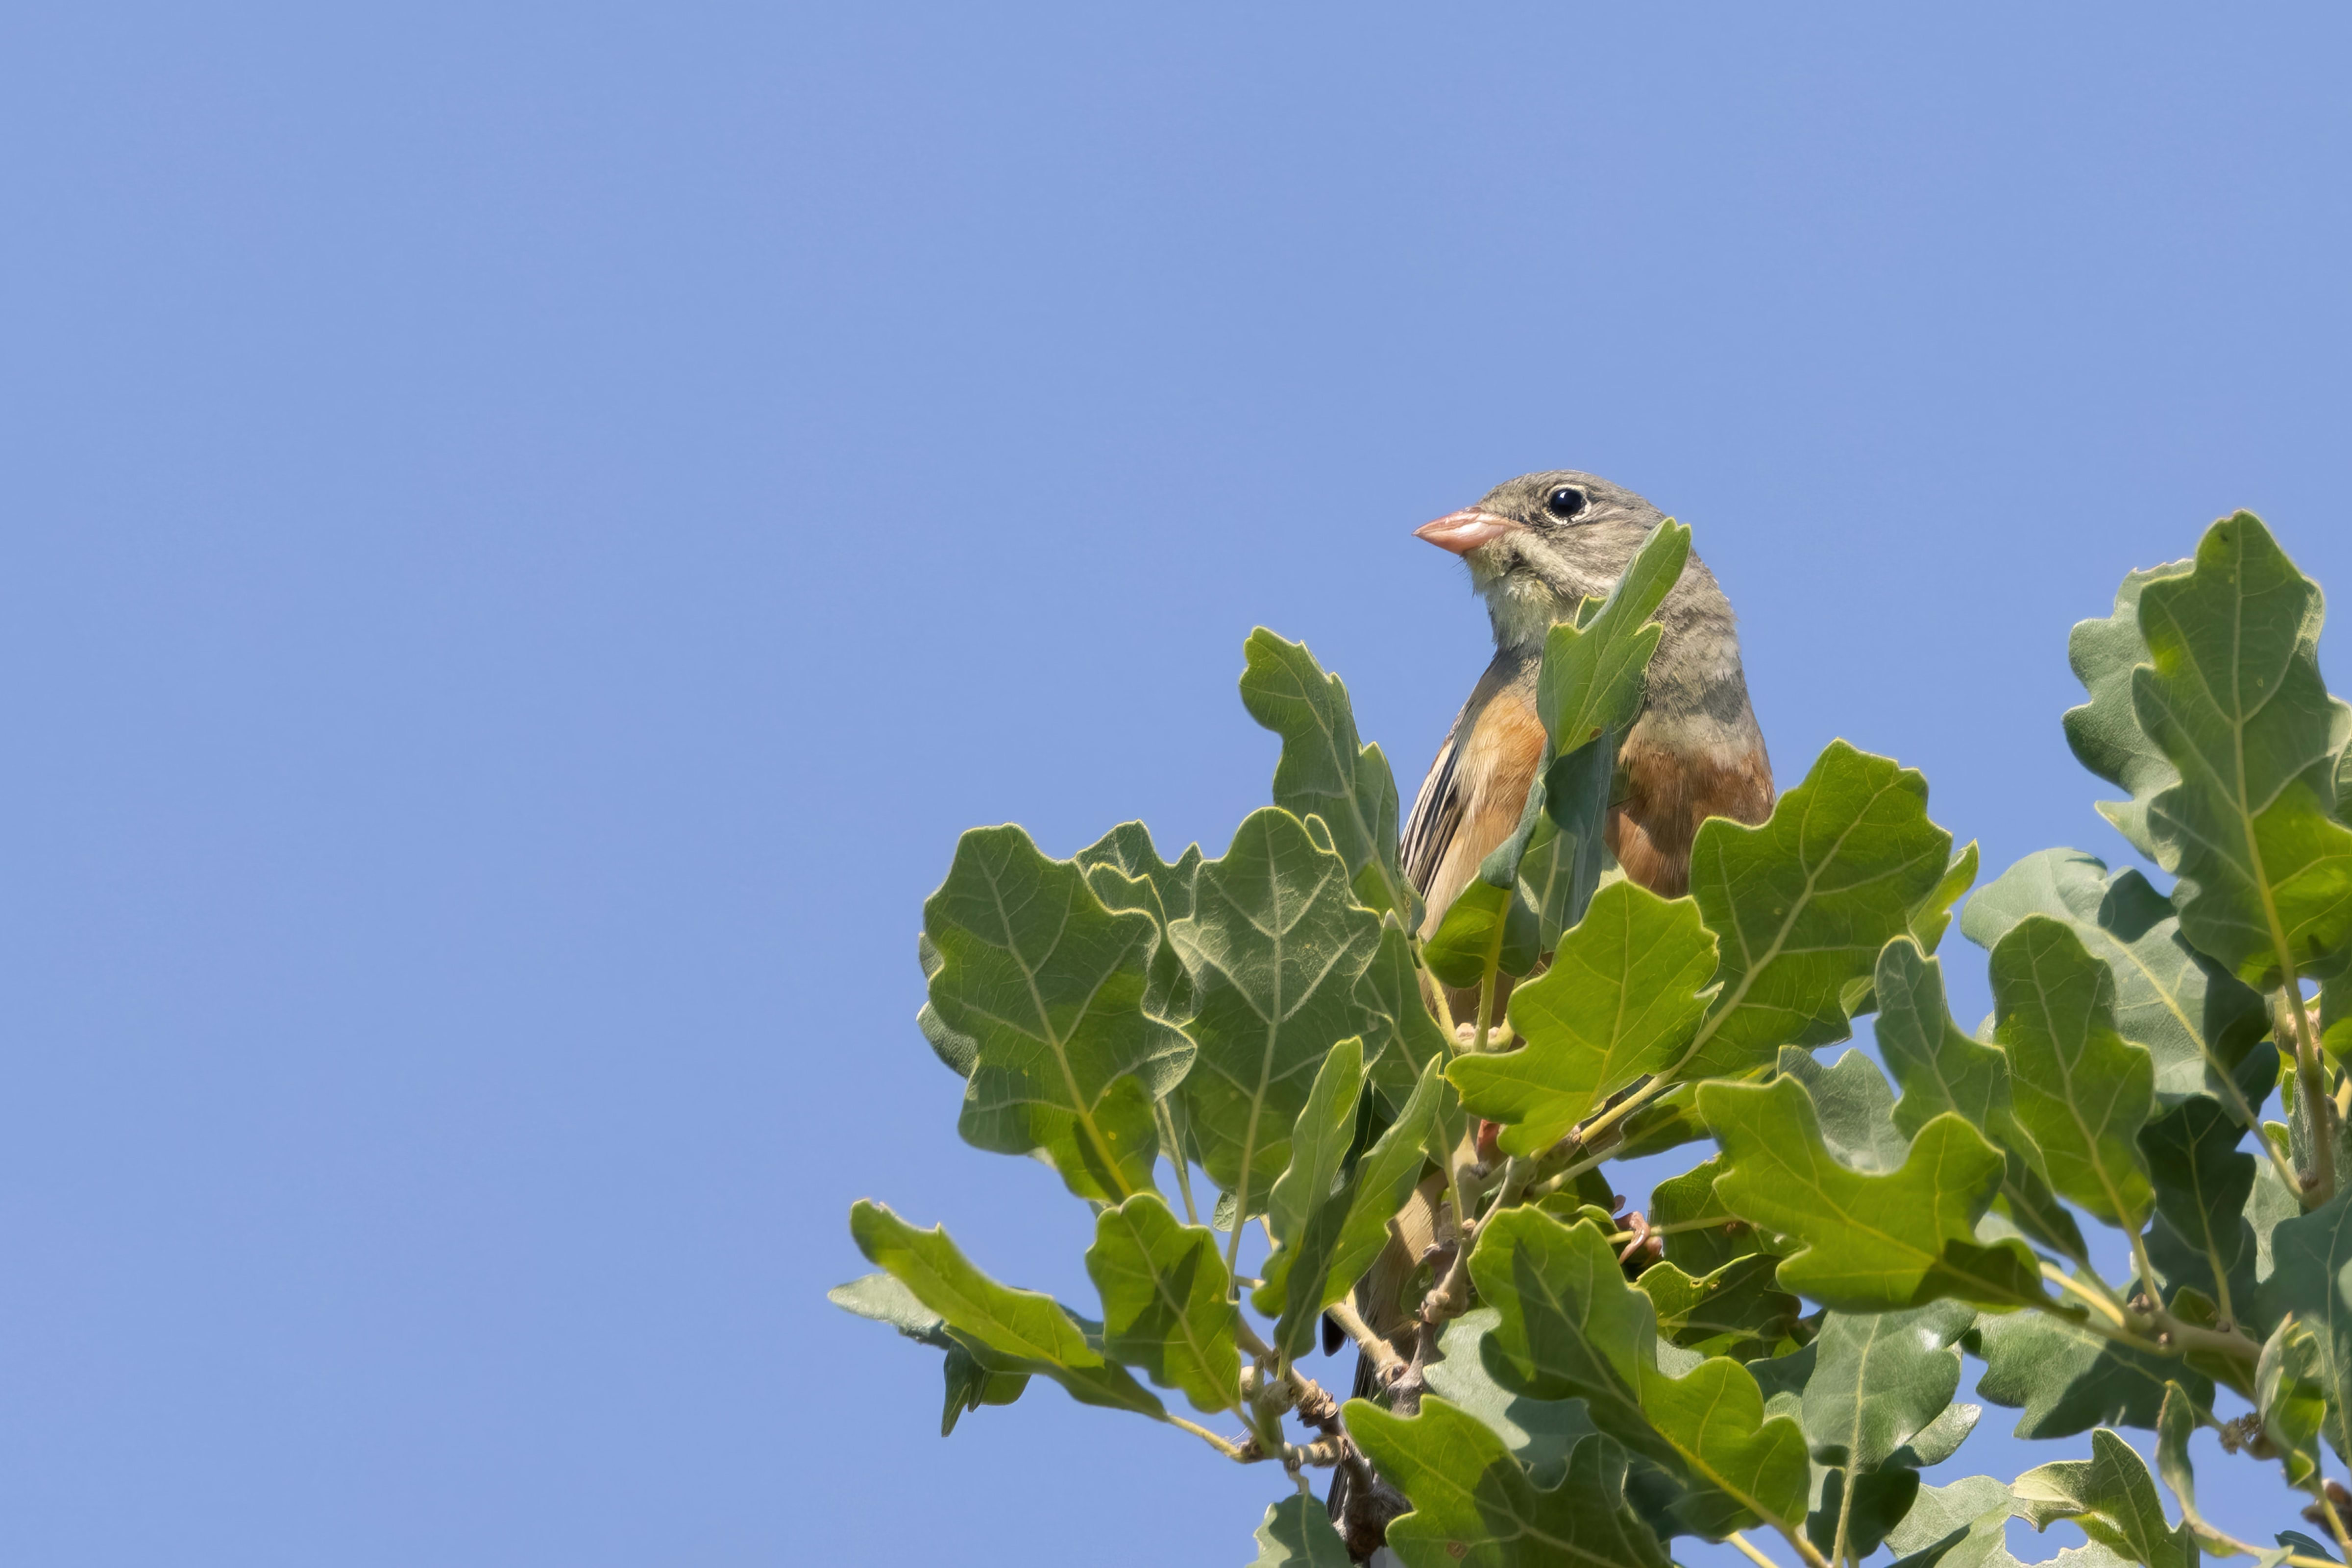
1413 508 1518 555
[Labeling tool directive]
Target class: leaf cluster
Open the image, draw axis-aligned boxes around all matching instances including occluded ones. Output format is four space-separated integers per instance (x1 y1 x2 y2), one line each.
838 510 2352 1568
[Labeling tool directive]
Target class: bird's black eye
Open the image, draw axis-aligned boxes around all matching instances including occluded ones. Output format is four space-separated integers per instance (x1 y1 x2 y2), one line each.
1544 485 1588 521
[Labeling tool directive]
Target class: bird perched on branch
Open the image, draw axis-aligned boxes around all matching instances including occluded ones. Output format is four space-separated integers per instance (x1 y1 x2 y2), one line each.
1405 468 1774 957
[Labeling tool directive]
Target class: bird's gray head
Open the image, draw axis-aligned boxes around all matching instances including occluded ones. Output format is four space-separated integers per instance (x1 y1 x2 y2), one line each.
1417 470 1681 651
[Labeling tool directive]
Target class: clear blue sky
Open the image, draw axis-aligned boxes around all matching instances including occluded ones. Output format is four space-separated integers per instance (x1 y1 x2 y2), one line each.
4 5 2350 1565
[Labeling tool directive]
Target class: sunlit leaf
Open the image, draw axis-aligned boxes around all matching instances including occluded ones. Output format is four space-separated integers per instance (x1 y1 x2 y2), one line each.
926 826 1194 1200
1884 1475 2024 1568
1702 1077 2044 1312
1636 1253 1801 1361
1422 1307 1598 1490
1680 741 1956 1080
2132 513 2352 987
1449 881 1716 1157
1354 917 1450 1113
1077 820 1204 1023
1968 1309 2206 1437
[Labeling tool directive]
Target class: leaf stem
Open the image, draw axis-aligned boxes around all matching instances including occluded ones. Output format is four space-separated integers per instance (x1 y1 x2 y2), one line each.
1723 1530 1781 1568
1162 1412 1250 1461
2286 982 2339 1207
1770 1519 1837 1568
2039 1263 2130 1328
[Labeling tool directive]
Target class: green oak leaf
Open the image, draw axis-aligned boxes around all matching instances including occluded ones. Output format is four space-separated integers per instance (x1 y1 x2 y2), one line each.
2155 1380 2243 1554
2065 561 2193 863
1536 519 1690 753
1810 1468 1924 1564
1248 1495 1353 1568
1962 848 2268 1107
1170 807 1381 1224
916 932 977 1077
1912 841 1982 955
2011 1427 2197 1568
1803 1302 1975 1472
1702 1077 2045 1312
1967 1308 2208 1437
1885 1475 2025 1568
2140 1093 2261 1331
1470 1207 1812 1538
1422 1307 1599 1489
849 1200 1165 1417
1449 881 1716 1157
1239 628 1413 921
1354 916 1450 1113
1989 915 2156 1232
2132 512 2352 988
1876 937 2019 1144
925 825 1195 1200
2260 1188 2352 1464
1263 1037 1363 1254
1083 1193 1238 1415
2255 1318 2328 1486
2327 975 2352 1061
1422 876 1542 989
1680 741 1956 1080
1076 820 1203 1024
1776 1044 1910 1173
827 1270 1030 1434
1343 1407 1671 1568
1259 1056 1444 1358
1517 741 1617 951
1636 1253 1802 1361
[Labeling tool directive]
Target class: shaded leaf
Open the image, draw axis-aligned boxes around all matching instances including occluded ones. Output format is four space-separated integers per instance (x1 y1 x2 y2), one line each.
1811 1468 1924 1563
1681 741 1956 1080
1239 629 1412 921
1702 1077 2045 1312
828 1272 1029 1433
1636 1253 1803 1361
2255 1317 2328 1486
2155 1379 2241 1555
2132 512 2352 988
1886 1475 2026 1568
2065 561 2193 863
1989 916 2156 1232
926 826 1193 1200
2261 1188 2352 1464
1422 1307 1598 1489
1354 917 1449 1114
1450 881 1716 1157
1422 876 1543 989
1536 519 1690 752
1085 1193 1239 1415
1257 1056 1443 1357
849 1200 1165 1417
1802 1302 1974 1472
1470 1207 1812 1537
1968 1309 2207 1437
1247 1495 1353 1568
1517 740 1617 950
916 931 977 1077
1913 841 1982 955
1649 1155 1770 1277
1343 1408 1671 1568
2139 1093 2260 1330
938 1340 1028 1434
1962 848 2268 1108
1172 808 1382 1221
2011 1427 2196 1568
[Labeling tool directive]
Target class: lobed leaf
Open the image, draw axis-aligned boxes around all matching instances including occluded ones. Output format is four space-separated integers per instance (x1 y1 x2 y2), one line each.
1239 629 1413 921
1702 1077 2045 1312
1353 917 1450 1113
925 825 1195 1201
1450 881 1716 1157
1469 1207 1812 1538
2010 1427 2197 1568
1343 1406 1671 1568
1968 1309 2208 1438
2139 1093 2260 1331
2132 512 2352 988
2260 1188 2352 1465
1535 519 1690 752
1421 1307 1599 1489
1884 1475 2025 1568
849 1200 1165 1417
1170 808 1381 1223
1076 820 1203 1023
1680 741 1956 1081
1963 848 2268 1108
1084 1193 1239 1415
1776 1044 1910 1173
1636 1254 1801 1362
2254 1318 2328 1486
1989 916 2157 1232
1263 1038 1363 1254
1247 1496 1353 1567
2065 562 2193 864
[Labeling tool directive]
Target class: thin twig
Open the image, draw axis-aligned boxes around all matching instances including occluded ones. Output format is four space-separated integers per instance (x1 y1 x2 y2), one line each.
1325 1297 1406 1385
1163 1412 1250 1461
